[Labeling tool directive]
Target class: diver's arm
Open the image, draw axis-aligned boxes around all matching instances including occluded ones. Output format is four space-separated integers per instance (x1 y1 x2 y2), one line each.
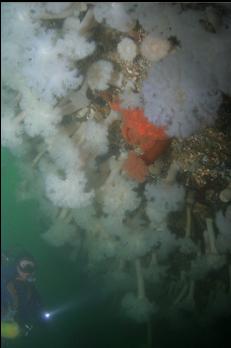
28 285 44 324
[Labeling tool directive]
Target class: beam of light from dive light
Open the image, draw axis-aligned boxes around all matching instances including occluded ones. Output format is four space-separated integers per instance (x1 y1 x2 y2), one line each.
42 287 107 321
42 298 82 320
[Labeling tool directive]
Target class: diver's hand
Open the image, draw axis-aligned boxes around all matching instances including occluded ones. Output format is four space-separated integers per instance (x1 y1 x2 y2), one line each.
22 323 33 337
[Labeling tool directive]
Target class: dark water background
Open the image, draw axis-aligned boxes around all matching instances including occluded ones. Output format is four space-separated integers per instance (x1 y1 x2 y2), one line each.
1 148 230 348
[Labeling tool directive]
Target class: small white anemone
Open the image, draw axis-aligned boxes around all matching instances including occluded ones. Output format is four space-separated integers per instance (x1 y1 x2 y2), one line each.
117 37 137 62
87 60 114 91
141 35 171 62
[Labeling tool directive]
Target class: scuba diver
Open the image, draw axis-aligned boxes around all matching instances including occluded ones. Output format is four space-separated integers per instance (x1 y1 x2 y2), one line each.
1 250 43 340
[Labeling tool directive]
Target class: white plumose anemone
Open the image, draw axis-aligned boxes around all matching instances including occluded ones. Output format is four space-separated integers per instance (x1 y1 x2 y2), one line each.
45 171 94 209
117 37 137 62
87 60 114 91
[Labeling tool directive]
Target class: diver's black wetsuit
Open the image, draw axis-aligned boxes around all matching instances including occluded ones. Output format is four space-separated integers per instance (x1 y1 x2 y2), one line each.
1 263 42 328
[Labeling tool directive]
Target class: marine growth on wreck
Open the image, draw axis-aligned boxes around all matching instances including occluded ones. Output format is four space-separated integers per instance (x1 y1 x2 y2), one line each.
1 2 231 338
